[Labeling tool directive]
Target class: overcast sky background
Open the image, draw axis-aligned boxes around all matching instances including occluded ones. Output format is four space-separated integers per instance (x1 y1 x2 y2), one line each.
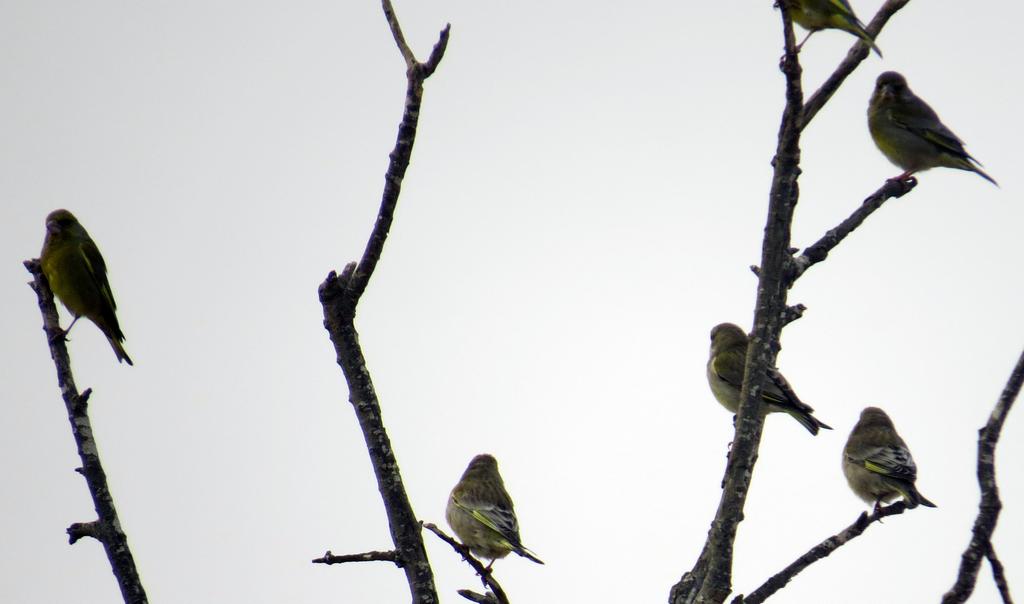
2 1 1022 602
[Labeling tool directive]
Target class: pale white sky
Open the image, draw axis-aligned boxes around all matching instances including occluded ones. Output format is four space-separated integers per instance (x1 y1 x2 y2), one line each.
2 1 1022 603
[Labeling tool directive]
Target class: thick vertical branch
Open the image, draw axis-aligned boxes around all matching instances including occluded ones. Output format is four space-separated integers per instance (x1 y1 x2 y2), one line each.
941 347 1023 603
682 9 805 604
315 3 450 603
24 260 148 604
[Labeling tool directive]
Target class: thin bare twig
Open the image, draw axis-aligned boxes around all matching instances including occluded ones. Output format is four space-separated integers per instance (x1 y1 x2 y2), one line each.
25 260 148 604
315 4 451 603
799 0 912 130
731 503 909 604
942 347 1024 603
789 177 917 281
424 523 511 604
985 543 1014 604
312 550 400 566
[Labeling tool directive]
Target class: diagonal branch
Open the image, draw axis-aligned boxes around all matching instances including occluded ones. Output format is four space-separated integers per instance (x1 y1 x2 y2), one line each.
24 260 148 604
789 177 917 281
941 346 1024 603
985 543 1014 604
424 523 510 604
315 4 450 604
731 503 908 604
799 0 912 130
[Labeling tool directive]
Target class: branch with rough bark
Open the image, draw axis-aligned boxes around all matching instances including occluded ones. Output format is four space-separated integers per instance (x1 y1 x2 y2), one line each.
671 2 915 602
730 502 909 604
424 523 511 604
312 550 399 565
314 2 450 603
680 9 805 604
24 260 148 604
789 176 917 281
941 347 1023 604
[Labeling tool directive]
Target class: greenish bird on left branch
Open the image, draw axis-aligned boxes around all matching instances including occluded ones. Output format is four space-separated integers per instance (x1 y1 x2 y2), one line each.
40 209 133 365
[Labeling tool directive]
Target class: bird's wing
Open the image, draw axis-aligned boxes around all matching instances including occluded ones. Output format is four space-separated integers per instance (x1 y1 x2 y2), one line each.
711 348 746 390
890 99 969 157
850 445 918 481
828 0 858 20
80 239 118 312
453 494 521 545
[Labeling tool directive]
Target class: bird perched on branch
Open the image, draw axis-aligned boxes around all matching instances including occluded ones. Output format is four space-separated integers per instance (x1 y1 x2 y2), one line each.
843 406 936 510
782 0 882 57
446 454 543 568
706 323 831 435
40 209 133 365
868 71 997 185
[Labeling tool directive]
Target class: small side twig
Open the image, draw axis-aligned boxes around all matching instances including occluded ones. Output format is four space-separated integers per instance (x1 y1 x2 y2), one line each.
424 523 510 604
985 543 1014 604
312 549 400 566
789 177 917 282
458 589 501 604
942 346 1024 603
25 259 148 604
732 502 908 604
799 0 913 130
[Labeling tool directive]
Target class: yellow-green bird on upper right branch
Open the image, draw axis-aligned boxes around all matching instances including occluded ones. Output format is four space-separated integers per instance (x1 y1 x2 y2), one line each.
868 71 997 185
783 0 882 57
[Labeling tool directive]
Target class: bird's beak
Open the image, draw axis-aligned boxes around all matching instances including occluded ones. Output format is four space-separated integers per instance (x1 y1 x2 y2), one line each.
878 85 895 102
46 220 60 234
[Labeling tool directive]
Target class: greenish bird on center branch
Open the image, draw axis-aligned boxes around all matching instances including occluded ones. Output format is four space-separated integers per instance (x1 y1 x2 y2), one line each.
707 323 831 435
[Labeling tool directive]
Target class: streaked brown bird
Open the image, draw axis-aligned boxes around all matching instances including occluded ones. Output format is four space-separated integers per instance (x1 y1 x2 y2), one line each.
40 209 133 365
843 406 936 510
446 454 543 568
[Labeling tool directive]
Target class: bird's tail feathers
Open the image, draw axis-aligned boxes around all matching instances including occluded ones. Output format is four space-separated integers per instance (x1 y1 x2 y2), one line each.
784 407 832 436
108 336 133 366
840 16 882 57
896 483 936 509
515 546 545 565
962 158 999 187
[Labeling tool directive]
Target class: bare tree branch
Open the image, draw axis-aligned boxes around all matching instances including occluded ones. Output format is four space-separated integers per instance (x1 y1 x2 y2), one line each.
672 4 923 601
24 259 148 604
680 9 806 603
730 503 909 604
424 523 511 604
789 177 917 281
312 550 399 566
314 4 451 603
799 0 912 130
942 347 1024 603
457 590 502 604
985 543 1014 604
